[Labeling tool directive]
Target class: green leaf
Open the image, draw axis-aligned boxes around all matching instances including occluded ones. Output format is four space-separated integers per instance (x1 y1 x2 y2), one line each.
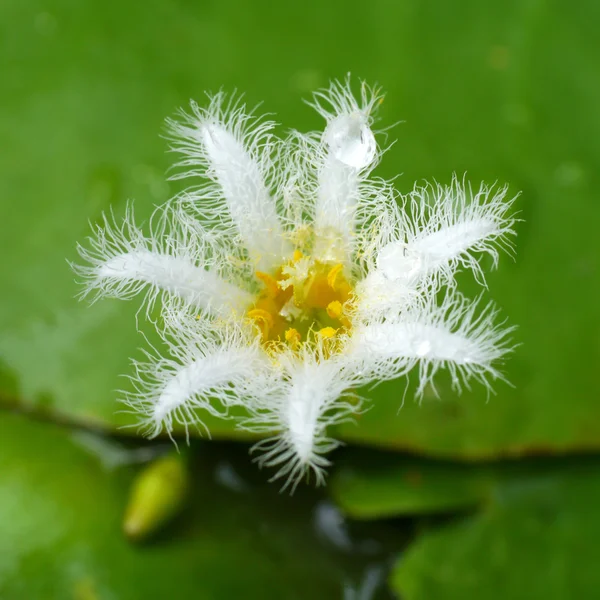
331 456 492 519
0 409 348 599
330 455 600 598
1 0 598 455
391 462 600 599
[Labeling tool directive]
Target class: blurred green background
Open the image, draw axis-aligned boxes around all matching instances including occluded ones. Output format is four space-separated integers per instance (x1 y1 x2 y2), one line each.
1 0 599 598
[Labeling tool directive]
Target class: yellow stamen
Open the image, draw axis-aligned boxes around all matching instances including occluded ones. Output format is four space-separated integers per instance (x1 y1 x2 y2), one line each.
255 271 280 297
248 253 354 353
317 327 337 339
247 309 274 338
326 300 343 320
284 328 301 347
327 263 344 291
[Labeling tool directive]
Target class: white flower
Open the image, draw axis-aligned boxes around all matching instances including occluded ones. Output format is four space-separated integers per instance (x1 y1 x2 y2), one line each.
74 79 517 491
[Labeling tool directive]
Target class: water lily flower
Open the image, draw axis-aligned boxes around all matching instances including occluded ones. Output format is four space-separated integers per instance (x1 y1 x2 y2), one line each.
75 80 516 490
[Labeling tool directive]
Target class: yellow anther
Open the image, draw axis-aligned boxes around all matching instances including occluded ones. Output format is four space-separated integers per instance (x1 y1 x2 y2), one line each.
247 309 274 338
285 328 301 347
247 308 274 326
326 300 343 320
249 256 354 351
327 264 344 290
317 327 337 339
255 271 280 297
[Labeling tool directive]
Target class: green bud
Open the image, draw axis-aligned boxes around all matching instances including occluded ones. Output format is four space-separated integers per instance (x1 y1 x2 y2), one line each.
123 453 189 541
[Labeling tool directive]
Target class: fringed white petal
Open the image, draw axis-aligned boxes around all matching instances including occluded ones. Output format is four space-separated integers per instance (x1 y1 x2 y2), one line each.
74 205 252 317
354 269 420 321
378 176 516 286
355 177 516 317
308 79 383 264
168 93 291 270
243 348 360 492
123 315 265 440
351 294 515 396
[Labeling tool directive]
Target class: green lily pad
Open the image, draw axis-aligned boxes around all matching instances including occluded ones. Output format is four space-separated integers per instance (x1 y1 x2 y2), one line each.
331 455 492 519
391 462 600 599
330 455 600 597
0 409 355 599
331 451 600 517
1 0 598 455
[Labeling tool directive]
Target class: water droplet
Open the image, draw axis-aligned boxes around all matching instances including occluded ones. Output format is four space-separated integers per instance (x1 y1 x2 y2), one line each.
325 114 376 169
416 340 432 357
376 242 423 282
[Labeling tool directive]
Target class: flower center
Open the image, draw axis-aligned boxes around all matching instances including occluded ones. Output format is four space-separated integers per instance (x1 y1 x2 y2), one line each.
247 250 354 352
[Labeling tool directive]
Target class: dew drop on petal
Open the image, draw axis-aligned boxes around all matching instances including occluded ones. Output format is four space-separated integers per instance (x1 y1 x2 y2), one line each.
200 123 236 162
376 242 424 282
416 340 432 357
324 114 376 169
200 123 219 149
